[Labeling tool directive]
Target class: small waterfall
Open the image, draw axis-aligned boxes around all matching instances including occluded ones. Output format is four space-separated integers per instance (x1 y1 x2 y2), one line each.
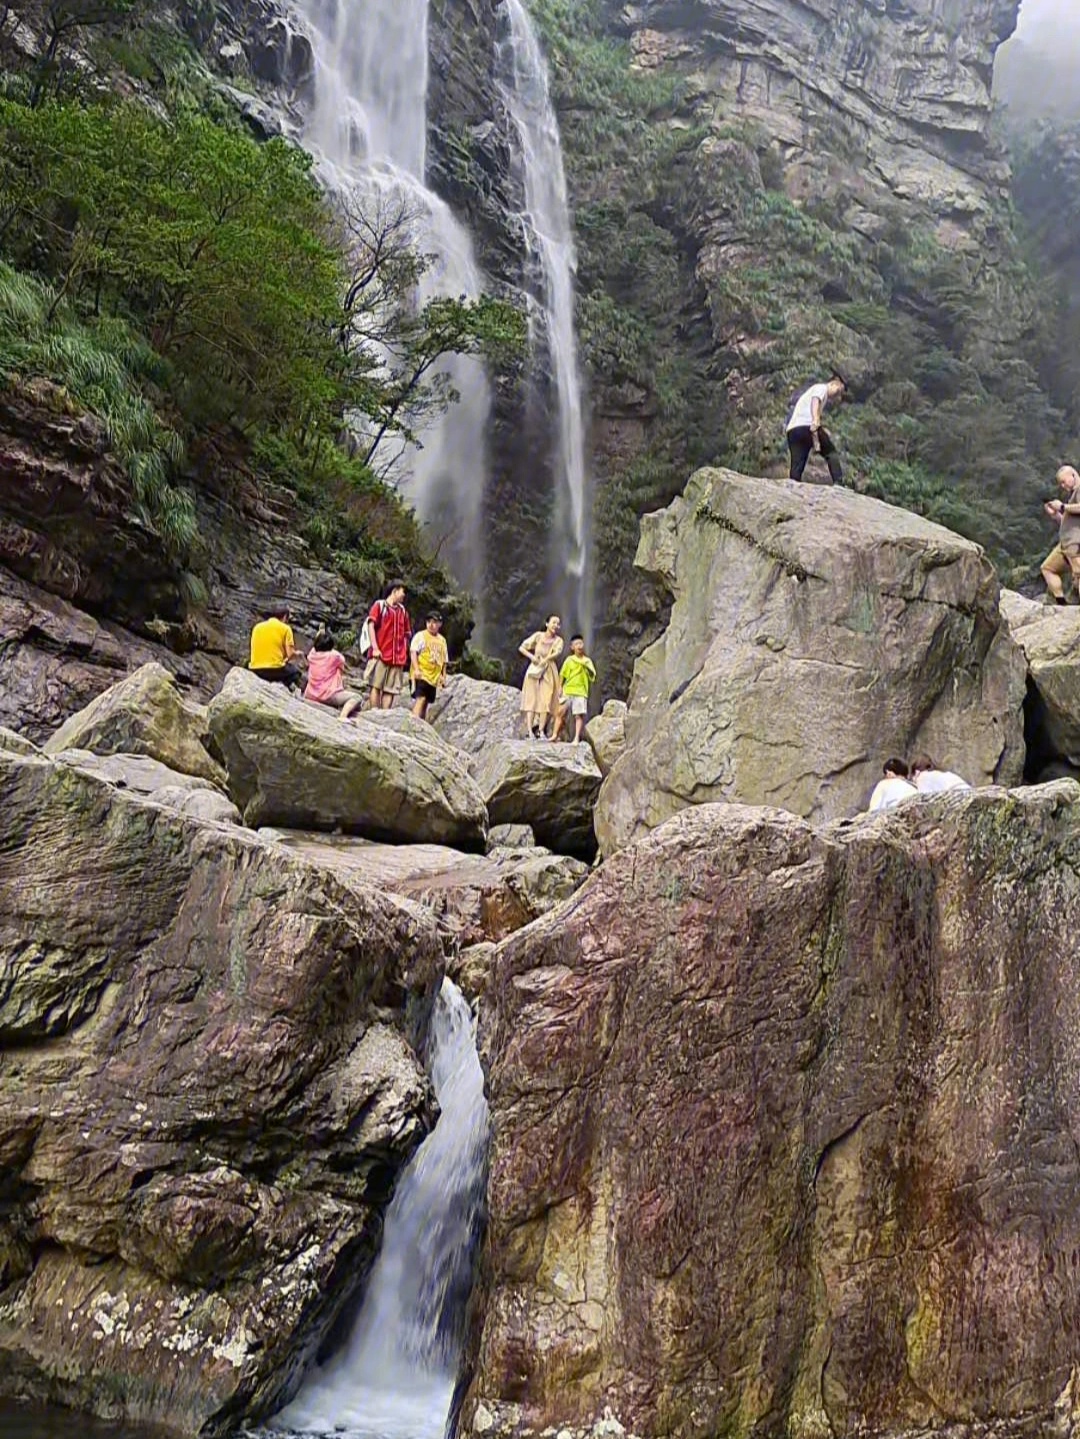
294 0 492 606
273 979 490 1439
498 0 592 637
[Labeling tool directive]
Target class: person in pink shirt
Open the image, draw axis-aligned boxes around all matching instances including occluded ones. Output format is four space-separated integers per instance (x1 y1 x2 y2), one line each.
304 630 365 720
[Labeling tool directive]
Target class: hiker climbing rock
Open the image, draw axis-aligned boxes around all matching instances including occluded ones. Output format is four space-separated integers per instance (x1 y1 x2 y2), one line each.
786 373 847 483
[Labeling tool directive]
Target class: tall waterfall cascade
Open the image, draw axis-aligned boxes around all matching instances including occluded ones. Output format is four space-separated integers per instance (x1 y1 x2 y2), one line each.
274 978 490 1439
497 0 592 637
293 0 492 604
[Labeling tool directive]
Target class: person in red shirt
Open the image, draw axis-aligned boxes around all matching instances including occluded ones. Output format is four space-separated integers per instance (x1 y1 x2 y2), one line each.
367 579 412 710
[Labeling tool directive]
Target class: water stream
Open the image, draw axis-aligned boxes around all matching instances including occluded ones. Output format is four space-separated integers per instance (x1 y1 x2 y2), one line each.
293 0 493 605
498 0 592 636
272 978 490 1439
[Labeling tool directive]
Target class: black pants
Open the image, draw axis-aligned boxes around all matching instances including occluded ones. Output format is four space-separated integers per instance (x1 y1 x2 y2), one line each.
251 663 301 690
787 426 843 484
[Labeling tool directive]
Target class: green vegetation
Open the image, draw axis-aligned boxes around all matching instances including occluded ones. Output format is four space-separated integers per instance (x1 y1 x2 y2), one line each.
530 0 1075 604
0 6 524 643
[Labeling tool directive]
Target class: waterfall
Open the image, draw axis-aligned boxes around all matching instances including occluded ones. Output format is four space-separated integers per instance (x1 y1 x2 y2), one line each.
273 978 490 1439
293 0 492 606
497 0 592 639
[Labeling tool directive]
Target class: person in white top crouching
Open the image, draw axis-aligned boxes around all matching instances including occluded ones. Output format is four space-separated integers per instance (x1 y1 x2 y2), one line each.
910 754 971 794
867 757 919 812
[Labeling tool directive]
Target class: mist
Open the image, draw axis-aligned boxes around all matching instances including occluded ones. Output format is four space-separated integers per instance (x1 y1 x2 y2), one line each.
996 0 1080 121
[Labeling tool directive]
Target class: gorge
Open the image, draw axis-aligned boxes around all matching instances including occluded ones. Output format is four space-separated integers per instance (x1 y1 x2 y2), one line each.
9 1 1080 1438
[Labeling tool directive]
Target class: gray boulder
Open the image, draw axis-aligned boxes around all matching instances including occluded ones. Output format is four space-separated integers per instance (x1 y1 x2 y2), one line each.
595 468 1027 854
208 669 488 849
1000 589 1080 766
49 749 221 796
153 785 242 825
487 824 536 851
585 700 627 777
260 831 587 947
429 674 523 757
43 662 224 786
471 740 602 859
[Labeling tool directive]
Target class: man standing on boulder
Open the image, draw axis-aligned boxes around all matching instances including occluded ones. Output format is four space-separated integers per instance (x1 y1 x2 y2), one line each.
786 373 846 483
367 580 412 711
1040 465 1080 605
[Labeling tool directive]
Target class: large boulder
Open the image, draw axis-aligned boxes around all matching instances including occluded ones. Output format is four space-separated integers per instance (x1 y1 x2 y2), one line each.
470 740 602 860
43 662 224 786
595 469 1027 854
1000 588 1080 770
0 749 443 1434
48 748 221 796
585 700 627 778
262 832 588 948
469 783 1080 1439
45 749 241 825
208 669 488 848
429 674 523 757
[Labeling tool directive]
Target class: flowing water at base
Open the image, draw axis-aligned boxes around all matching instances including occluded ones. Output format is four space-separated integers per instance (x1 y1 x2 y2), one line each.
270 978 490 1439
8 980 488 1439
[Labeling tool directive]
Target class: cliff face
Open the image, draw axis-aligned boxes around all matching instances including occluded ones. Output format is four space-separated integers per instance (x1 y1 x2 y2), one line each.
528 0 1058 700
469 784 1080 1439
623 0 1017 212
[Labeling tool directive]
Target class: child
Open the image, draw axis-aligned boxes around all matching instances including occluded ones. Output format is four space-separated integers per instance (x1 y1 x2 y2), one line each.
304 629 365 720
554 635 597 745
410 612 448 722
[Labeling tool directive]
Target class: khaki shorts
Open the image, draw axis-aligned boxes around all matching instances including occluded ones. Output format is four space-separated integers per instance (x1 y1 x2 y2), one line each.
315 690 362 710
1044 544 1080 574
367 659 407 695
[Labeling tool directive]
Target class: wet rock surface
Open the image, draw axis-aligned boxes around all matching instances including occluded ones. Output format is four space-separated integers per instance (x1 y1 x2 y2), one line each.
0 749 443 1434
469 782 1080 1439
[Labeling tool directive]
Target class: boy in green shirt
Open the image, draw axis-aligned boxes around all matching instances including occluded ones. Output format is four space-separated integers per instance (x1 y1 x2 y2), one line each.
554 635 597 745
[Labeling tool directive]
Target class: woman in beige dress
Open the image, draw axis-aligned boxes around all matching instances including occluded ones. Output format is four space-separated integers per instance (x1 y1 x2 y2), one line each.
519 615 563 738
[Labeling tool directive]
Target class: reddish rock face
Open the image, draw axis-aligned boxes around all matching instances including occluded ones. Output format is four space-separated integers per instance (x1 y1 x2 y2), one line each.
469 785 1080 1438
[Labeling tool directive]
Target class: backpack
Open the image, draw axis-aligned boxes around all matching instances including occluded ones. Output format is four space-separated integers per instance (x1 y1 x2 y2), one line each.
359 601 385 661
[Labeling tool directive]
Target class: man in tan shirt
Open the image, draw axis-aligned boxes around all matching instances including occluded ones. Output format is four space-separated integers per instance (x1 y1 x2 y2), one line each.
1041 466 1080 605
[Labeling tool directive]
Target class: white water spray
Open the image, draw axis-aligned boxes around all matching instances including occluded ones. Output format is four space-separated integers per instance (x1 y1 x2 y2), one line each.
293 0 492 602
498 0 591 636
274 979 490 1439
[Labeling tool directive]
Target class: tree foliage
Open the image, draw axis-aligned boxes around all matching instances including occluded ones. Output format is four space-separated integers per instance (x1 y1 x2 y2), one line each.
0 80 524 567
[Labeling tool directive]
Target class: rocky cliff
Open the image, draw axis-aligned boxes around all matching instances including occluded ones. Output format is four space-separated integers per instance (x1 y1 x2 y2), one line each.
523 0 1069 697
467 782 1080 1439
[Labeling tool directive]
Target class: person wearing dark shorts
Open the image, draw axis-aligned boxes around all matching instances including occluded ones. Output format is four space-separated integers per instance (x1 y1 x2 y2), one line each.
249 604 302 690
786 373 846 483
410 612 448 722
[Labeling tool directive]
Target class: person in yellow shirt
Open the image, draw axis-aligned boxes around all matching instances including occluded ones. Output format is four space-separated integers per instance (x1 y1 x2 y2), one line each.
409 612 448 721
249 604 302 690
553 635 597 745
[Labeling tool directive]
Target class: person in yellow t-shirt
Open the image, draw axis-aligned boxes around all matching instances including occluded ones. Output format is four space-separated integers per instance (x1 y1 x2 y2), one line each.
409 612 448 721
249 604 302 690
553 634 597 745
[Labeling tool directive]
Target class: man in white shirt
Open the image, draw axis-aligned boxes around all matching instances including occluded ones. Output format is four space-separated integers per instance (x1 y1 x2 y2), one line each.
867 757 918 812
786 373 847 483
910 755 971 794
